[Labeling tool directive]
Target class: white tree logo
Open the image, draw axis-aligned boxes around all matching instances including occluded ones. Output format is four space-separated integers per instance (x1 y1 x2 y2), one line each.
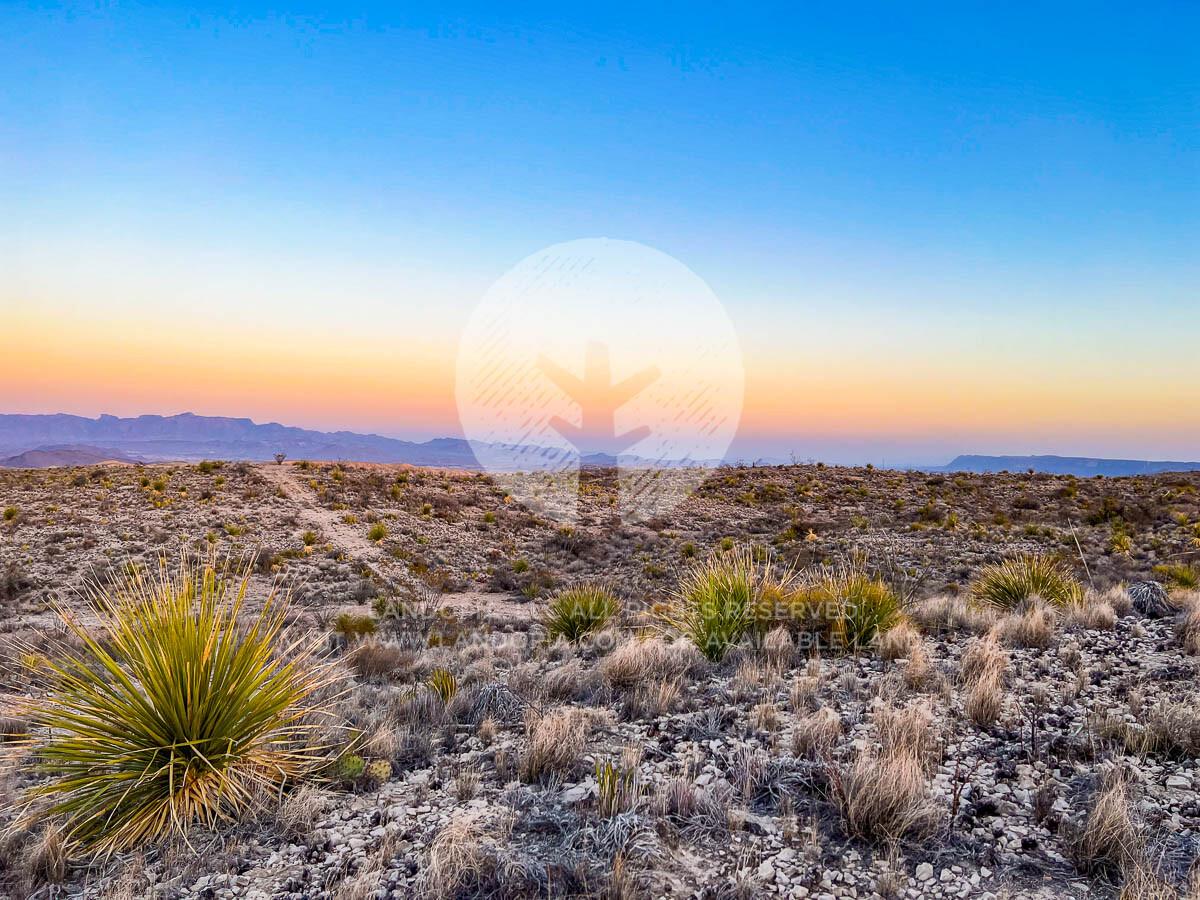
456 238 743 523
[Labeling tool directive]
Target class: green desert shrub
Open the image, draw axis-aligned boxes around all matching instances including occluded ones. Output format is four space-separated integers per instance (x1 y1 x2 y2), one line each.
756 563 902 652
660 549 758 661
367 522 388 542
333 612 377 642
828 569 903 650
970 553 1083 610
1152 563 1200 593
25 557 335 853
426 667 458 704
541 584 620 643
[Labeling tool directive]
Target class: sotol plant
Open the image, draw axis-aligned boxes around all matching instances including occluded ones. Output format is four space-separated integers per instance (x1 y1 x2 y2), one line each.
541 584 620 643
970 553 1083 610
25 557 337 853
661 549 758 661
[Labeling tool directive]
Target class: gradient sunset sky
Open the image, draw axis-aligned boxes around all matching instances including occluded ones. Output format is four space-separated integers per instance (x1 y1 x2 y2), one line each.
2 3 1197 465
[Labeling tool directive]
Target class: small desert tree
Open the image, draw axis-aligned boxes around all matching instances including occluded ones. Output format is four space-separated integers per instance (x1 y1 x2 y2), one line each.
274 451 287 465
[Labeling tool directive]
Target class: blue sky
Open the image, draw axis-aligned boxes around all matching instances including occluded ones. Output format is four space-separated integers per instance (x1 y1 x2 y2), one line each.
2 2 1197 463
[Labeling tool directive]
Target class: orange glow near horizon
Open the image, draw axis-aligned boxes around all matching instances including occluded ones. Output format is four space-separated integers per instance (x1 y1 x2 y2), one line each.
5 303 1199 460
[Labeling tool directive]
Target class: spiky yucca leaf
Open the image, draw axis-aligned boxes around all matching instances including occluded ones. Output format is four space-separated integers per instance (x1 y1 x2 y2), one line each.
25 557 336 853
971 553 1083 609
541 584 620 643
660 549 759 661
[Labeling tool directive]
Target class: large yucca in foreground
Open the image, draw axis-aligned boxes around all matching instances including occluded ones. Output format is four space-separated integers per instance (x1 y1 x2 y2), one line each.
26 557 334 853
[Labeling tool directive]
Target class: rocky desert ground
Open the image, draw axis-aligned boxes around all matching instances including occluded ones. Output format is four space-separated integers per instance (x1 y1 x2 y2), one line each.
2 459 1200 899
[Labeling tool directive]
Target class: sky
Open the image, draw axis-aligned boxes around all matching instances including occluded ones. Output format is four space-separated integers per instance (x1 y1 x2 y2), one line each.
1 2 1197 465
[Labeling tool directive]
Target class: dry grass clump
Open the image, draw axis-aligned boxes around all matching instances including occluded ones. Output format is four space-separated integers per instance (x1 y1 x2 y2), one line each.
600 637 699 689
908 595 995 635
792 707 842 759
519 705 602 783
275 784 330 842
1064 596 1117 631
23 825 67 886
1139 698 1200 758
541 584 620 643
1118 864 1180 900
421 817 494 900
994 598 1058 648
830 703 939 843
1176 594 1200 655
960 634 1007 727
761 626 794 669
876 620 921 661
24 557 336 853
959 633 1008 684
971 554 1083 610
1071 769 1141 877
622 678 682 720
347 639 411 680
1097 585 1134 617
900 641 936 692
790 674 821 713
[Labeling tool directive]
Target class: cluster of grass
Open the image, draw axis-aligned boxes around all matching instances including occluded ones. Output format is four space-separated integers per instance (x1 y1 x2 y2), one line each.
658 549 758 661
1152 563 1200 592
541 584 620 643
970 553 1083 610
24 558 335 854
658 548 902 661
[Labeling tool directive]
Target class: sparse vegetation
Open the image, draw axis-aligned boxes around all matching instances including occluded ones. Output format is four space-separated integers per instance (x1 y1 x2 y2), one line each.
2 459 1199 897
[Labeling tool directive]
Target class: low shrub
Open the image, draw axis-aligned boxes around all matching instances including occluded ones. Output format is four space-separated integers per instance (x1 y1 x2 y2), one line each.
970 554 1083 609
541 584 620 643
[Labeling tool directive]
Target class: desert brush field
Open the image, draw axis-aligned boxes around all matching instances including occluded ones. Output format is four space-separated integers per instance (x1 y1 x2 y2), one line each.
2 460 1200 899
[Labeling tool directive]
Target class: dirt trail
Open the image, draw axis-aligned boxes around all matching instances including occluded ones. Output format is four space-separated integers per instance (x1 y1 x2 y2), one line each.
256 463 405 587
256 463 536 624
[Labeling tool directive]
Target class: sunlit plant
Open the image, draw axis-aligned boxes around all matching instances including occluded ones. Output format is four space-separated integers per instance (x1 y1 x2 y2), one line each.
25 556 337 853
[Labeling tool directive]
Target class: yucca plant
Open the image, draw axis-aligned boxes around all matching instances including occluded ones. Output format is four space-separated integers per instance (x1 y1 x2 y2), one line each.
541 584 620 643
660 549 758 661
824 568 903 651
24 556 336 854
970 553 1083 609
426 667 458 704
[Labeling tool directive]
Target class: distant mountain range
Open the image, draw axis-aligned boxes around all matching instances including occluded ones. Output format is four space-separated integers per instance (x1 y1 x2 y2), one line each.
934 454 1200 477
2 414 1198 477
0 413 708 470
0 413 489 468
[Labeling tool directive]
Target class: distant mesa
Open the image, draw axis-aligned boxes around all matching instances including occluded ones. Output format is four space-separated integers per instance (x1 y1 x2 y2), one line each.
0 444 142 468
0 412 483 468
933 454 1200 478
